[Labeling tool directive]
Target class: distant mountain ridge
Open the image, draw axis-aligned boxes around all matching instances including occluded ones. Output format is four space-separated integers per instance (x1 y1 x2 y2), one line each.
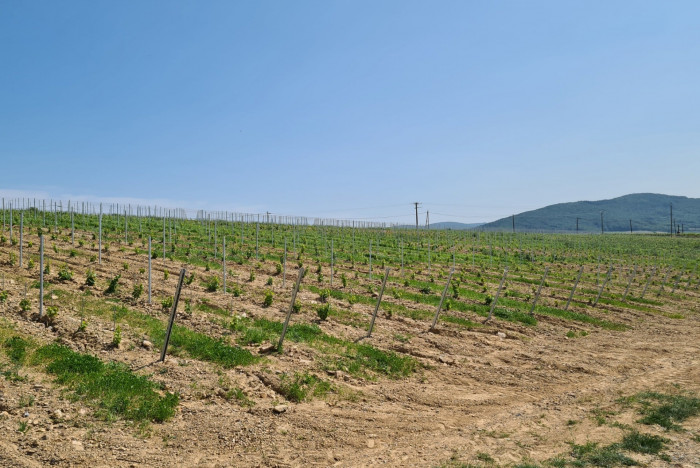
479 193 699 233
396 222 484 230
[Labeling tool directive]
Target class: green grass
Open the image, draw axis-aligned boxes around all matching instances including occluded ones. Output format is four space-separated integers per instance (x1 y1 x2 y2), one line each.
622 391 700 430
46 292 260 369
619 431 667 455
2 333 178 423
159 323 260 368
227 316 418 379
566 441 637 467
279 371 332 402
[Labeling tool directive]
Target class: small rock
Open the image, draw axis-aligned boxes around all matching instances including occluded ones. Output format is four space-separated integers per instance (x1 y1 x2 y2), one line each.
141 340 153 350
52 409 64 420
367 439 375 448
497 332 506 339
71 440 84 451
273 405 288 414
438 355 455 365
51 295 58 300
258 344 276 354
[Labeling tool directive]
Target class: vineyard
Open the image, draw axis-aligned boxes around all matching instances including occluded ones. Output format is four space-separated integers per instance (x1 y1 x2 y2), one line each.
0 203 699 467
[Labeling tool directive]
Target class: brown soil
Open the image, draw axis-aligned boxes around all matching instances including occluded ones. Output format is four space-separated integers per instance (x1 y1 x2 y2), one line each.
0 231 698 467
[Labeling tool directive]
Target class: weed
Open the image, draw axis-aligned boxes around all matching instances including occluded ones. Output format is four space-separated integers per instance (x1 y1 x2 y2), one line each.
18 421 28 433
626 391 700 430
45 306 58 325
318 288 330 303
19 394 35 407
567 441 636 467
279 372 332 402
161 296 173 311
132 284 144 300
185 272 195 285
85 269 96 286
19 299 31 312
317 303 330 321
206 276 220 292
112 326 122 348
105 275 120 294
263 290 274 308
224 387 254 407
619 430 667 454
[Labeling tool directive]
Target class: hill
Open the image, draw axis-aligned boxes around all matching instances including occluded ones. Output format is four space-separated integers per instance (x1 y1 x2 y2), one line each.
480 193 699 233
396 222 483 230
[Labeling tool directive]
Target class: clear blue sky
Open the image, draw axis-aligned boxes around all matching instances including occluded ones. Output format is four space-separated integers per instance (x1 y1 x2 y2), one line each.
2 1 699 224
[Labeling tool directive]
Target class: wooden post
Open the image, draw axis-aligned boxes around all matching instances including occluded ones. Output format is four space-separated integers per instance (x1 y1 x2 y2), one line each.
485 268 508 323
622 265 637 301
148 237 152 304
369 240 372 280
564 265 584 310
98 208 102 265
366 268 390 338
657 268 672 295
19 213 23 267
529 266 549 315
39 236 44 318
593 267 613 306
640 266 656 299
283 238 287 289
430 268 454 330
159 268 186 362
278 268 305 351
330 239 334 287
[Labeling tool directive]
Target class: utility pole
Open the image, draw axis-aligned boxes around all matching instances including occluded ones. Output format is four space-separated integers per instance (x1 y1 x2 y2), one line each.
426 211 430 229
512 214 515 233
413 202 420 231
600 211 604 235
670 203 673 236
629 219 633 234
576 217 580 233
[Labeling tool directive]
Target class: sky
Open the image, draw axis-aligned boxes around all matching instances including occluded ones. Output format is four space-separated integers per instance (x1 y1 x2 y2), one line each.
2 1 700 225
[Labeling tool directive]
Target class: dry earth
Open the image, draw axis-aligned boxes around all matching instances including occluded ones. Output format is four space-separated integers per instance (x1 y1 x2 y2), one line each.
0 232 698 467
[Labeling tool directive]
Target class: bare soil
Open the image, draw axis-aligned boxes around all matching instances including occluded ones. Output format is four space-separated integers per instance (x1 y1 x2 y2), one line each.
0 232 698 467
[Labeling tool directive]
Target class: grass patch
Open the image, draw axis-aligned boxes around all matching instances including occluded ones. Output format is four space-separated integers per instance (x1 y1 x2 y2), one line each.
621 390 700 430
619 431 667 454
159 324 260 368
1 332 178 423
227 316 418 379
279 371 332 402
566 441 636 467
494 308 537 326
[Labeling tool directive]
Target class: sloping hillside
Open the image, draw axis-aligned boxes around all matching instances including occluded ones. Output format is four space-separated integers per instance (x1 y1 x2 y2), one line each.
481 193 699 232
